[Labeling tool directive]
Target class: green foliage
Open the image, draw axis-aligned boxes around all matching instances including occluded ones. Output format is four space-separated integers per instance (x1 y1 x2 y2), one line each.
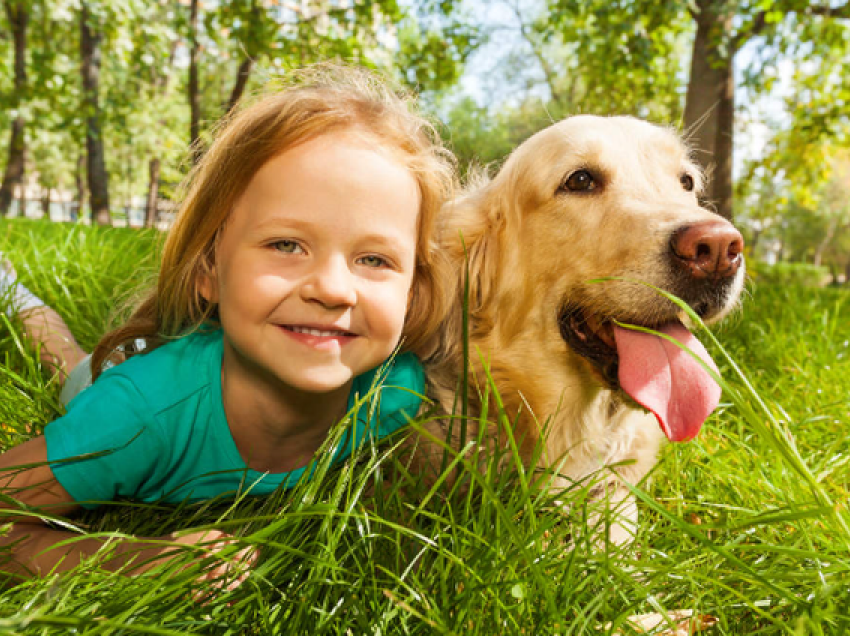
738 146 850 274
747 260 830 287
0 0 480 221
438 0 694 177
733 1 850 240
0 218 159 352
438 95 555 176
544 0 691 119
395 18 479 92
1 219 850 631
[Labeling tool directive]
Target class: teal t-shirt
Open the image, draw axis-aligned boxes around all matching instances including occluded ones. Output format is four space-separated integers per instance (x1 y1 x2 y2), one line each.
44 329 424 509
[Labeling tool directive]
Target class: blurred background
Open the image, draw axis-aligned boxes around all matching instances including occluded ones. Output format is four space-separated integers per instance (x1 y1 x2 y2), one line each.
0 0 848 285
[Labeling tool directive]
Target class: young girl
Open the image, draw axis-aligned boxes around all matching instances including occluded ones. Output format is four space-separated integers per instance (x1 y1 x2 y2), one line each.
0 65 454 584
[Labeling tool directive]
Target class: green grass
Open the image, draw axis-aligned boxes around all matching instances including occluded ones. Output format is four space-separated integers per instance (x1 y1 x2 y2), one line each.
1 217 849 634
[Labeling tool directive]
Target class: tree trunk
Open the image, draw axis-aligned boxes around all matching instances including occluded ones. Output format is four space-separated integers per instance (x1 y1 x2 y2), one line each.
74 153 86 221
144 36 176 230
749 227 761 259
828 264 838 286
144 157 161 229
0 0 29 217
713 55 735 221
683 0 735 220
80 2 110 226
189 0 202 163
227 57 254 114
225 0 262 115
40 187 51 218
0 118 26 217
812 218 837 267
17 182 25 217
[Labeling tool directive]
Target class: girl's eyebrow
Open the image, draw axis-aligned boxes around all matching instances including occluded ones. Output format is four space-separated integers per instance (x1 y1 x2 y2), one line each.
356 235 415 257
358 231 412 244
250 218 414 249
251 216 315 232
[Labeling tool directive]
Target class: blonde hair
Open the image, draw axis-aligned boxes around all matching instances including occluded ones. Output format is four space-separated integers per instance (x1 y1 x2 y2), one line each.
92 64 456 377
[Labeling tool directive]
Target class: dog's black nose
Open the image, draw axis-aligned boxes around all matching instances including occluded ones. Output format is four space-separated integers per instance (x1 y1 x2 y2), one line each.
670 221 744 279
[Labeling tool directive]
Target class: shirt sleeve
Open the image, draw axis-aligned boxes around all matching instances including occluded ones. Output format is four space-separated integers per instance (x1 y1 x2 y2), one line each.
44 372 167 509
375 352 425 436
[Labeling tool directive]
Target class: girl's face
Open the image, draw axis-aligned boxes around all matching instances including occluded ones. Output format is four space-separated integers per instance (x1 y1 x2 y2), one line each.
200 133 421 398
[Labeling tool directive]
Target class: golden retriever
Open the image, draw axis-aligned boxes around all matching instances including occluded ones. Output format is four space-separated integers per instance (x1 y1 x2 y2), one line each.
418 115 745 542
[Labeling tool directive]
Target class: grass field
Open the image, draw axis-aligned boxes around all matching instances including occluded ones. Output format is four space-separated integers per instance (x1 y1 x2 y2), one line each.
1 218 849 634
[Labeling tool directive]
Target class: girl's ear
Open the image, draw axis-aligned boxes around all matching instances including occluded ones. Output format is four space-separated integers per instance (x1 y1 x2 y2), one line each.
197 263 219 303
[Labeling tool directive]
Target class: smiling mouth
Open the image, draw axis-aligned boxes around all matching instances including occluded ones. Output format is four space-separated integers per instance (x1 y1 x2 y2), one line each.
282 325 357 338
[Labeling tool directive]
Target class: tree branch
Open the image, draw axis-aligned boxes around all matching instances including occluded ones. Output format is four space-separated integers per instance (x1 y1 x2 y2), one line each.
732 10 767 51
808 3 850 18
282 4 353 26
504 0 564 106
732 2 849 51
226 57 254 115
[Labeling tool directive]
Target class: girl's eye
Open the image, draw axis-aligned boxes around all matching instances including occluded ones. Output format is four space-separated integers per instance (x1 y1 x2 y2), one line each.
272 240 303 254
359 255 388 268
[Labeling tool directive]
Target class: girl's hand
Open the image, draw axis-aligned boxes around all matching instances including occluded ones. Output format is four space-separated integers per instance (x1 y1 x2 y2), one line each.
167 529 258 598
0 437 258 599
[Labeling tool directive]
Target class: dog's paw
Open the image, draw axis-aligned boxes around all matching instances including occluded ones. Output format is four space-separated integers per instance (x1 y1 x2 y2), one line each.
608 610 718 634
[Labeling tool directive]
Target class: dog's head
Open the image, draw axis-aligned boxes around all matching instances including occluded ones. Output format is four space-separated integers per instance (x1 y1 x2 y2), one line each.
443 115 745 443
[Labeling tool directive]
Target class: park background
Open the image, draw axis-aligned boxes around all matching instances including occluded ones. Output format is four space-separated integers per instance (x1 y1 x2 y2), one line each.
1 0 848 282
0 1 849 634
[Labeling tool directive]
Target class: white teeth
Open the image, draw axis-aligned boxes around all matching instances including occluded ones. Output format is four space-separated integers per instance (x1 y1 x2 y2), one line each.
289 326 347 337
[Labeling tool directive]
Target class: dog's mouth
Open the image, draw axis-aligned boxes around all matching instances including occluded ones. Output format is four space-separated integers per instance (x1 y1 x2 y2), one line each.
559 307 621 387
558 305 721 443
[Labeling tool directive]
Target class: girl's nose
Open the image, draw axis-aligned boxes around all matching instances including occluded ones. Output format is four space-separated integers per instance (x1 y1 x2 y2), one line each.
300 256 357 308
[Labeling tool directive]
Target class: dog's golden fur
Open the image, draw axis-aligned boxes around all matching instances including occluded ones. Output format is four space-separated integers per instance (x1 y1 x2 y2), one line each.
416 115 745 540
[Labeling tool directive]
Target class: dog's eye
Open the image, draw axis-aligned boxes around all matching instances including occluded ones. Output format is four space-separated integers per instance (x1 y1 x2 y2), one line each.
680 173 695 192
561 170 597 193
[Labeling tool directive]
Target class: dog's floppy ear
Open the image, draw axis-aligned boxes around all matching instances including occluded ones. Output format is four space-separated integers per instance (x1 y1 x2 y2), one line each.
443 170 527 340
445 183 506 313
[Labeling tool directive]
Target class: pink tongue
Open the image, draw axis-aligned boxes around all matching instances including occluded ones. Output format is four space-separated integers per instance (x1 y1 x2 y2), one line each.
613 322 721 442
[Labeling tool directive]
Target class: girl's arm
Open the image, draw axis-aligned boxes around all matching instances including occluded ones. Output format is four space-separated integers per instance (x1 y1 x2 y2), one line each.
0 437 253 582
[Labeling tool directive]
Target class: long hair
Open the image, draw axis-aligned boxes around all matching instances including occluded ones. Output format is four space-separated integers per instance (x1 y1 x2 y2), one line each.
92 65 456 378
